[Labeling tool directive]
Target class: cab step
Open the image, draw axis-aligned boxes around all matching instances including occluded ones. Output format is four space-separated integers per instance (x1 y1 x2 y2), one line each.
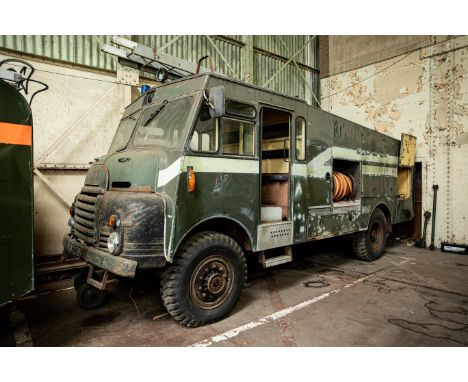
259 246 292 268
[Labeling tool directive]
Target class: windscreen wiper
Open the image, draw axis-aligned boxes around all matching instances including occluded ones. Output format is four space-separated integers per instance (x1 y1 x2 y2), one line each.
121 108 141 122
144 99 168 126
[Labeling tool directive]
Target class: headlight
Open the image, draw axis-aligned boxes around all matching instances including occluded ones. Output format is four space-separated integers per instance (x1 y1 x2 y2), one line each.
107 232 120 254
68 217 75 230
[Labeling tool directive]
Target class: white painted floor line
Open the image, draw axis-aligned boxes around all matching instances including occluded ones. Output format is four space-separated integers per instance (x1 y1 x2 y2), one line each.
190 274 371 347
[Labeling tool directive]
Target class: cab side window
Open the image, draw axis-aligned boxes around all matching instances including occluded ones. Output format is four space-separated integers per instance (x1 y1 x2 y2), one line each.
190 100 256 156
222 118 255 156
190 105 219 153
221 100 256 157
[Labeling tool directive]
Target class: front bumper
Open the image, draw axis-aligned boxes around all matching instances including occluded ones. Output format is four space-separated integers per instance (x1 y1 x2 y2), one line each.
63 234 137 278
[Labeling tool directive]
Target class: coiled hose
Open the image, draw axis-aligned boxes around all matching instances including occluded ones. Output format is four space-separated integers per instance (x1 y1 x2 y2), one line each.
332 171 354 202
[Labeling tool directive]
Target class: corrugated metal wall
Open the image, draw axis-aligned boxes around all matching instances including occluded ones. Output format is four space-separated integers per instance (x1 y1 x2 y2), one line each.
253 35 318 102
134 35 243 79
0 35 116 71
0 35 320 261
0 35 319 105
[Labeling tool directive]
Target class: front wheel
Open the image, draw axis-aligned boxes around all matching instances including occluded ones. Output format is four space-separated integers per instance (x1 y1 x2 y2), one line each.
160 231 247 327
351 207 388 261
77 283 107 310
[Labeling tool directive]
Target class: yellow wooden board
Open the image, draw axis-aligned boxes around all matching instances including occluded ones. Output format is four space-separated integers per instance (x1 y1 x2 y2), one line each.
400 133 417 167
397 168 412 198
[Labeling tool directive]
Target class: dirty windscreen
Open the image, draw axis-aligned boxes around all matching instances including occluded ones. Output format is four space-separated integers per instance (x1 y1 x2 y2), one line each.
133 96 194 149
108 110 142 153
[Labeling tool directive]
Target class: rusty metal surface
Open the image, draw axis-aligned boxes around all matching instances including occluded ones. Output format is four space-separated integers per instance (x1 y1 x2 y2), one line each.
399 133 417 167
63 234 137 277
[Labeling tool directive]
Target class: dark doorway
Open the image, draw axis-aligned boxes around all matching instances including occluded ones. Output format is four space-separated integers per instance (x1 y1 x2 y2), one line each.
260 107 291 222
392 161 422 239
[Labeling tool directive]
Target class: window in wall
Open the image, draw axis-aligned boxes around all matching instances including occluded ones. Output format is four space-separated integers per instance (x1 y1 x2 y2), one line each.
295 117 306 161
190 113 219 153
222 118 255 156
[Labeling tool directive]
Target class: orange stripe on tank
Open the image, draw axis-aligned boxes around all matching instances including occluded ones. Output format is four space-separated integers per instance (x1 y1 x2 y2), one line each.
0 122 32 146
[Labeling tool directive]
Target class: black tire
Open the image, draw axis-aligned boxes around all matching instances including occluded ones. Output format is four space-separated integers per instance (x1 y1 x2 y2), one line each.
352 207 388 261
77 283 106 310
160 231 247 327
73 269 99 291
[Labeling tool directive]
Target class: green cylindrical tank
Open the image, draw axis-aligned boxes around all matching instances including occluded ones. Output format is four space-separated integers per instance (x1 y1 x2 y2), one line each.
0 79 34 305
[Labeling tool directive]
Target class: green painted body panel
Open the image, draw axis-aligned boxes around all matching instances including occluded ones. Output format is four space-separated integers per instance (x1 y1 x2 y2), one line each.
291 172 308 243
173 162 259 253
305 110 333 208
0 80 34 305
308 209 362 239
105 150 159 191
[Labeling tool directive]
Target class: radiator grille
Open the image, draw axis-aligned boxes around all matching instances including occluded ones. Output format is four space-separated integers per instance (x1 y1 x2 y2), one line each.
74 192 98 244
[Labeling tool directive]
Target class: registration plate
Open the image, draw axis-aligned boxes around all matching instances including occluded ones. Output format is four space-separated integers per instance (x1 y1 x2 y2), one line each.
64 237 83 258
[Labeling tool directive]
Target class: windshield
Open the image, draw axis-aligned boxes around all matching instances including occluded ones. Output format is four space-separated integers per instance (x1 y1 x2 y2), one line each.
133 96 194 149
108 110 142 153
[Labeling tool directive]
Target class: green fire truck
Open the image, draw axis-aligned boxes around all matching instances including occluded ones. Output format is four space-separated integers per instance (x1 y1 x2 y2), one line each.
63 73 416 327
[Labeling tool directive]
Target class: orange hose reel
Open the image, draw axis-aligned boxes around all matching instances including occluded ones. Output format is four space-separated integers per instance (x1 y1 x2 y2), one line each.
332 171 354 202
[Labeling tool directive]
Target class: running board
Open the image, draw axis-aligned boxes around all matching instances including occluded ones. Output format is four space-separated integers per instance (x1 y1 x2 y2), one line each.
259 246 293 268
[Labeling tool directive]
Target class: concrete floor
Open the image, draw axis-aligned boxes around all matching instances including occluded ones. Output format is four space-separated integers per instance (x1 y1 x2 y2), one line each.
1 240 467 346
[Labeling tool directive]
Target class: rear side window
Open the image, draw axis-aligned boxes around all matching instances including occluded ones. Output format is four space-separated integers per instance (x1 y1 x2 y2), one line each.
222 118 255 156
295 117 306 160
226 100 256 119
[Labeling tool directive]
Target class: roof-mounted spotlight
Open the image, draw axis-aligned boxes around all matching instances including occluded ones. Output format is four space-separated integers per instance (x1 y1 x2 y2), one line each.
156 68 168 83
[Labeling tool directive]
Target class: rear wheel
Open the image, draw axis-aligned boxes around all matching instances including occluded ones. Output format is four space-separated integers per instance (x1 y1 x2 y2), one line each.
352 207 388 261
160 231 247 327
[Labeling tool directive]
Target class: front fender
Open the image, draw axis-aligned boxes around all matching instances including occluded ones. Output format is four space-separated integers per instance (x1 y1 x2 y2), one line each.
97 191 166 266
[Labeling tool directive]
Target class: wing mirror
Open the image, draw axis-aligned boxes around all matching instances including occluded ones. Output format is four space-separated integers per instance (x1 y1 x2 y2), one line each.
204 86 225 118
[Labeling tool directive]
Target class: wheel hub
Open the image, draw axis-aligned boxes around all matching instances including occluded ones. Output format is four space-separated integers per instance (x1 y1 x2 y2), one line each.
190 256 234 309
207 273 226 294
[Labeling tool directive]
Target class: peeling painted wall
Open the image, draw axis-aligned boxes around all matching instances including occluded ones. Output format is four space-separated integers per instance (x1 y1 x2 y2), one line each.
321 36 468 247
